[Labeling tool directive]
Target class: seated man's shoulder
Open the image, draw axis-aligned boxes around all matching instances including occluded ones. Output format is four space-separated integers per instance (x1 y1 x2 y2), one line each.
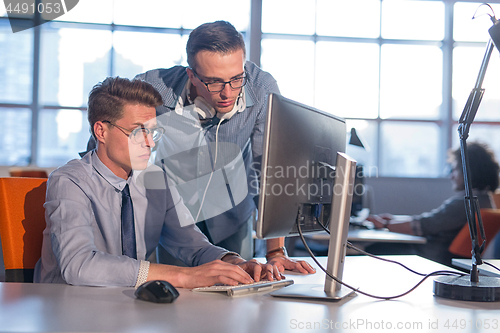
48 157 93 186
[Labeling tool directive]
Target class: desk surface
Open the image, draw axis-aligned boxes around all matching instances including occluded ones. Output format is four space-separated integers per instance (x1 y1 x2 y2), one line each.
348 228 427 244
309 228 427 244
2 256 500 333
452 258 500 277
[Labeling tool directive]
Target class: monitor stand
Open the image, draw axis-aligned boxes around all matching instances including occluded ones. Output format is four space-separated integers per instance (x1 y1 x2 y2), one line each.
270 152 357 301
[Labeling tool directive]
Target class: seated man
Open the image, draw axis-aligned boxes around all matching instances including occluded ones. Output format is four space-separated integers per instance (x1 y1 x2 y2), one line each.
34 77 282 288
367 142 499 266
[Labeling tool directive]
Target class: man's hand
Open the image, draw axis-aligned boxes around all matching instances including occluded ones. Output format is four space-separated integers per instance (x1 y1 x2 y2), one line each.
366 214 392 229
266 255 316 274
172 260 256 289
222 254 284 282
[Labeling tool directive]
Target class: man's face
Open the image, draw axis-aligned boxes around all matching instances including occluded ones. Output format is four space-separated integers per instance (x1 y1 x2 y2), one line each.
188 48 245 114
98 103 157 179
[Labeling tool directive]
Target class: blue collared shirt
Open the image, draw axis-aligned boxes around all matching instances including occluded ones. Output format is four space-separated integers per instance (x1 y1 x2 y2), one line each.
34 151 229 287
135 62 280 243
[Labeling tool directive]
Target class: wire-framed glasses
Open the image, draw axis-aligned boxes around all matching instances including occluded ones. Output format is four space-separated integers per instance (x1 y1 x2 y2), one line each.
102 120 165 144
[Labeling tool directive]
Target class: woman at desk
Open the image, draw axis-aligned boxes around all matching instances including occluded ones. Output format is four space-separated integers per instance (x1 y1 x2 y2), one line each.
367 142 499 266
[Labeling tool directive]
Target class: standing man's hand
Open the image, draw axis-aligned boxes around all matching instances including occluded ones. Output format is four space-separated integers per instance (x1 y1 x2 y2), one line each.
266 255 316 274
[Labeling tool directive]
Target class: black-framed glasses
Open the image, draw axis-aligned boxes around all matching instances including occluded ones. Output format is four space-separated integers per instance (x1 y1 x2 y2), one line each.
102 120 165 144
191 69 247 93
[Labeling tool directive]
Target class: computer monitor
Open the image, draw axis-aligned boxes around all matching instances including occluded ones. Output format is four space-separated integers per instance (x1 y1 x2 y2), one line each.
255 93 356 300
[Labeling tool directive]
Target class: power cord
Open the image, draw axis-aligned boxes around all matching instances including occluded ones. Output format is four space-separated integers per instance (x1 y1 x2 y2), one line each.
316 218 457 277
298 219 467 300
483 261 500 273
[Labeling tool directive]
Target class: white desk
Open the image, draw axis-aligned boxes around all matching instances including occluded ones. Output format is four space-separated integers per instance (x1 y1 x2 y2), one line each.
1 256 500 332
452 258 500 277
292 229 427 255
348 229 427 243
307 228 427 244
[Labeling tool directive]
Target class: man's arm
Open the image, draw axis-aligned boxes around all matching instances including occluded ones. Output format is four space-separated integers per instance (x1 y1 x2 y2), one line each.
146 254 284 289
44 174 141 287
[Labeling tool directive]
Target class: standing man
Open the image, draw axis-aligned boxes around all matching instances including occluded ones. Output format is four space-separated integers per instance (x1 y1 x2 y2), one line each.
136 21 314 274
34 77 281 288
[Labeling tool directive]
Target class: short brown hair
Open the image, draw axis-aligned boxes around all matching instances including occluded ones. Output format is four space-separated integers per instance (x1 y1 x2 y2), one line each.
186 21 246 70
87 77 163 138
449 142 500 191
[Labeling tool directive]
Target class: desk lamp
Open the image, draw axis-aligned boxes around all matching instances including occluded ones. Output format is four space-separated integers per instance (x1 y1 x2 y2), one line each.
433 5 500 302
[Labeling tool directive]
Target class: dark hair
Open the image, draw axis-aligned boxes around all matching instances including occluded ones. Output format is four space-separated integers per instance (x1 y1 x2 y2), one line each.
87 77 163 139
186 20 246 70
449 142 500 191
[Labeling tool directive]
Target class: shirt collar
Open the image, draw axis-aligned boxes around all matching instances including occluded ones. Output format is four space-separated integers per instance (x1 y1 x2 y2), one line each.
91 150 131 192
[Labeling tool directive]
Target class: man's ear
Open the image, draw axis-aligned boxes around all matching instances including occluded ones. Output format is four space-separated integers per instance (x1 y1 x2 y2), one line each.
186 67 195 81
93 121 106 144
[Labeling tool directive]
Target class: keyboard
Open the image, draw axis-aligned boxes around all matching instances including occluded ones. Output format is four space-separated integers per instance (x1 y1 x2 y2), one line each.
192 279 294 296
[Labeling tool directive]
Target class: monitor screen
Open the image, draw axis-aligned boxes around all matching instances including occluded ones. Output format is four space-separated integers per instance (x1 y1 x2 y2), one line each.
256 93 347 239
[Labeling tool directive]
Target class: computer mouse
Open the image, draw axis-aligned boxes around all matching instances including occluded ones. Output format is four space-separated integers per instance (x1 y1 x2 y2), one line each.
134 280 179 303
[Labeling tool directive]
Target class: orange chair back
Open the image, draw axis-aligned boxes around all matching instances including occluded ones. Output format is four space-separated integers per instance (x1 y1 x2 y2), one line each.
449 208 500 258
9 168 48 178
0 177 47 282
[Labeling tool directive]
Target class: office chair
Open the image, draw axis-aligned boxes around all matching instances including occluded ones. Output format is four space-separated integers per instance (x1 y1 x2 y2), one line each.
9 167 48 178
448 208 500 258
489 190 500 210
0 177 47 282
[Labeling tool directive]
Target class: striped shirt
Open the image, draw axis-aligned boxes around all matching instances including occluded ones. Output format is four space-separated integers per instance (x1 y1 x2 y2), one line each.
135 62 280 243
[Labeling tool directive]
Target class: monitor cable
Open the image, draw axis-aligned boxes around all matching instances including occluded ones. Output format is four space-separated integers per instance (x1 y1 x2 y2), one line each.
297 219 467 300
483 260 500 273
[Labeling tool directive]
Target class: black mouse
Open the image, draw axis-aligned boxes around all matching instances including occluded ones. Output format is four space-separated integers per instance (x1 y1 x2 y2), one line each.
135 280 179 303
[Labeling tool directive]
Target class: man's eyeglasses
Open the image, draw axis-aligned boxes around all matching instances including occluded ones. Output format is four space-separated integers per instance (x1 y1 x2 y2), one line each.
102 120 165 144
191 69 247 93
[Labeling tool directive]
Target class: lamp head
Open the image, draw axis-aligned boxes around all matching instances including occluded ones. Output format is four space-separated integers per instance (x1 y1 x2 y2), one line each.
489 16 500 51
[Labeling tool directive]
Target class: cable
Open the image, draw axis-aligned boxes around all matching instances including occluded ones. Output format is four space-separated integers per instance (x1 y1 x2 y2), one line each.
314 217 440 277
298 219 466 300
483 260 500 273
194 117 224 222
472 3 495 21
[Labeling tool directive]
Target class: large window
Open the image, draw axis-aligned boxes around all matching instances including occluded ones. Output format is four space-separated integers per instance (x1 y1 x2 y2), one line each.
2 0 500 178
261 0 500 177
0 0 250 167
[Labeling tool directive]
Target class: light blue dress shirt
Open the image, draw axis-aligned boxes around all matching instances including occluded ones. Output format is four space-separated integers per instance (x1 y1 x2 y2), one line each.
135 62 280 244
34 151 230 287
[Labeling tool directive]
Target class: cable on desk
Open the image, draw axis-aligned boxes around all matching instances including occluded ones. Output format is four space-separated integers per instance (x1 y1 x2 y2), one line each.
316 218 460 277
300 219 467 300
483 261 500 273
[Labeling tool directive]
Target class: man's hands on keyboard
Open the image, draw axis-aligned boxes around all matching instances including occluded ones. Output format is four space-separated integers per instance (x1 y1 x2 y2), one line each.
221 255 285 283
237 258 285 282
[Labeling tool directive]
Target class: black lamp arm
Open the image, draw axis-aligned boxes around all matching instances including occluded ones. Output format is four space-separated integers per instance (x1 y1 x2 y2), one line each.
456 39 496 282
